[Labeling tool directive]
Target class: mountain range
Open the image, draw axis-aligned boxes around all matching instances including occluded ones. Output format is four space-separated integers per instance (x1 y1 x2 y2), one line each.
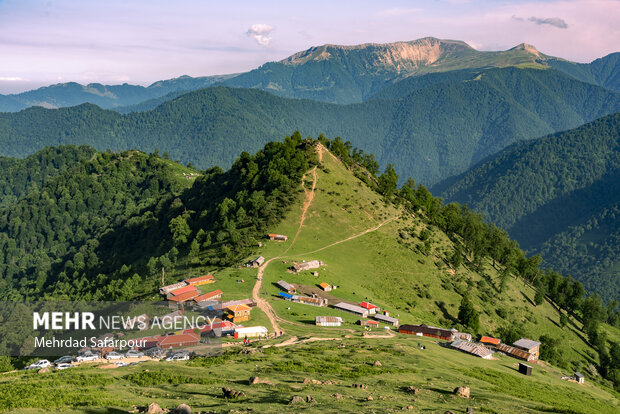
0 66 618 187
1 37 618 112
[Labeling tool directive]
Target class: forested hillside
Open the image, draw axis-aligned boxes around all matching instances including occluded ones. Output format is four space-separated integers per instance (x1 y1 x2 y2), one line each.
0 136 314 300
435 113 620 301
0 67 618 186
0 145 95 206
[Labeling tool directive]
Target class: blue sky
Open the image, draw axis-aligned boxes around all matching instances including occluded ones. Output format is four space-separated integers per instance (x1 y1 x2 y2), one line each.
0 0 618 93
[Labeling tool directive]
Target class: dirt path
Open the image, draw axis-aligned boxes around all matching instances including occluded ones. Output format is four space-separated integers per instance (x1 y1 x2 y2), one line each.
252 145 324 334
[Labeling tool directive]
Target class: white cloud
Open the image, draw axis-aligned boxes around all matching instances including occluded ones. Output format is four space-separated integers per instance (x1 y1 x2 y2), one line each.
246 24 273 47
0 76 24 81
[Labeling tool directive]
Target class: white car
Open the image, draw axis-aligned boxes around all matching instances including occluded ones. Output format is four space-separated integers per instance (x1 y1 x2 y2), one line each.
104 352 123 360
55 363 73 370
26 359 51 370
124 350 144 358
165 353 190 361
76 353 99 362
114 361 128 367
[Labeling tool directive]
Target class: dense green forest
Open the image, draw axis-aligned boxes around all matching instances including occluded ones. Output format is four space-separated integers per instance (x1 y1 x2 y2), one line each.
0 146 95 207
0 135 314 300
0 67 618 186
434 112 620 302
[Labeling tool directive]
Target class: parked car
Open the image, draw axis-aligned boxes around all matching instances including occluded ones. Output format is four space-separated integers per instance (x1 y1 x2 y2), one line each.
124 350 144 358
144 347 165 359
76 352 99 362
55 363 73 370
25 360 51 370
165 353 190 361
54 356 76 365
104 352 123 360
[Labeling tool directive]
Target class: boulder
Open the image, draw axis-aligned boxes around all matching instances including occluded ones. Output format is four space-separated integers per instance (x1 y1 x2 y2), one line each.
405 386 419 394
290 396 305 404
146 403 163 414
306 395 315 403
249 376 260 385
333 393 343 399
222 387 246 399
172 404 192 414
454 386 470 398
367 395 374 401
353 383 367 389
373 360 382 367
38 367 50 373
466 408 475 414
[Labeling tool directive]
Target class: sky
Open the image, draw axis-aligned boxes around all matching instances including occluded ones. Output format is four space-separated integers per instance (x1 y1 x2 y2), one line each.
0 0 618 93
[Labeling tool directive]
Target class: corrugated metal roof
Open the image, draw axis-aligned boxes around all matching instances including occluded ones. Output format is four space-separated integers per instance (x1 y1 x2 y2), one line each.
194 289 223 302
360 301 378 309
450 339 493 359
334 302 368 315
374 314 399 324
316 316 343 324
277 280 294 290
513 338 541 350
279 292 294 299
185 275 214 284
496 343 534 360
169 285 199 296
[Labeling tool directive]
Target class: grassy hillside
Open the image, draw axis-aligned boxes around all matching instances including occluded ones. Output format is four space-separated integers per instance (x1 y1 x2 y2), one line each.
2 139 619 413
1 67 618 186
434 113 620 301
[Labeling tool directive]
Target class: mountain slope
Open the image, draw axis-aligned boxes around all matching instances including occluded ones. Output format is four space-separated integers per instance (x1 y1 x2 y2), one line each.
0 67 618 186
1 137 618 412
434 112 620 301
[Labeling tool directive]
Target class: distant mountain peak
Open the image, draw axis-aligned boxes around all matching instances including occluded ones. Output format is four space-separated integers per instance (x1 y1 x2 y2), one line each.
509 43 541 57
280 37 475 68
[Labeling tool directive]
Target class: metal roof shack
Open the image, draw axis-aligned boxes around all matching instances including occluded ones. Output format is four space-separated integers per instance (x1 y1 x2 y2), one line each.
513 338 541 359
246 256 265 268
160 281 188 295
194 289 223 302
316 316 343 326
159 332 200 349
575 372 585 384
292 260 322 272
221 299 255 308
374 313 399 326
496 343 536 361
184 275 215 286
276 280 296 294
319 282 332 291
334 302 369 317
398 324 457 340
359 320 379 327
450 339 493 359
279 292 328 307
269 234 288 241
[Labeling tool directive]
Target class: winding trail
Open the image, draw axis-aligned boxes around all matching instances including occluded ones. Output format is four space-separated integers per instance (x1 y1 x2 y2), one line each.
251 144 398 335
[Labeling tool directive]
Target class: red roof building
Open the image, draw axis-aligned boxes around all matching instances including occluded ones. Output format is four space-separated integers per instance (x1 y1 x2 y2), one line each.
159 332 200 349
480 336 501 346
184 275 215 286
194 289 223 302
168 290 200 303
168 285 199 297
360 301 379 314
